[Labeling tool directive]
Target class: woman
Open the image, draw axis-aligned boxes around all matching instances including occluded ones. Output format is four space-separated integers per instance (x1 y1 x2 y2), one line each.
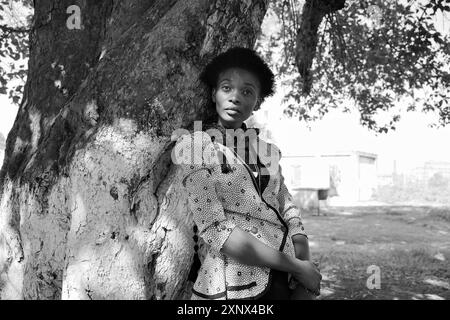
173 47 321 300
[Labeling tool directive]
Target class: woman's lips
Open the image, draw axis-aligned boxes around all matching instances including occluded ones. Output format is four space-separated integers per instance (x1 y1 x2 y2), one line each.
225 108 241 114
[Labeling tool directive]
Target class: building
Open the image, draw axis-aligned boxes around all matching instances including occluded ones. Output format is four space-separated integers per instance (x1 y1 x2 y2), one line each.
280 151 378 207
249 102 379 207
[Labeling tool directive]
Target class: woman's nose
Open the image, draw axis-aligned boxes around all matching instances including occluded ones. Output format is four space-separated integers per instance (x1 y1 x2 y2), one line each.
229 92 241 104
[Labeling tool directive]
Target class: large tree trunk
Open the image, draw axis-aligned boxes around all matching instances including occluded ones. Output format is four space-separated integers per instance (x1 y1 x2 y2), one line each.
0 0 269 299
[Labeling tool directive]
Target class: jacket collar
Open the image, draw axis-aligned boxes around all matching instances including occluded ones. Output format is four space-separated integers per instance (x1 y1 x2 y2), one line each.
202 121 260 137
204 122 260 149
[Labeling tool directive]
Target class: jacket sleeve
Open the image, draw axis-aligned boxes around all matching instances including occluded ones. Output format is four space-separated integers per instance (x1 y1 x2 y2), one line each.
175 131 237 253
276 164 308 238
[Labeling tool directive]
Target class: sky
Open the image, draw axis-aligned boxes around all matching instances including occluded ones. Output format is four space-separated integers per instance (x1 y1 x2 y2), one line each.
254 90 450 175
0 95 18 140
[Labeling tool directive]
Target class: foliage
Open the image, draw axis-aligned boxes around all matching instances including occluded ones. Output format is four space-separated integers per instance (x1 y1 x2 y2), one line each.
256 0 450 132
428 171 449 189
1 0 450 133
0 0 32 104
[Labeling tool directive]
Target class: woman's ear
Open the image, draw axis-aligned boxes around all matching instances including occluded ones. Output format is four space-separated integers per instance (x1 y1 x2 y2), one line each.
254 98 262 110
211 88 216 103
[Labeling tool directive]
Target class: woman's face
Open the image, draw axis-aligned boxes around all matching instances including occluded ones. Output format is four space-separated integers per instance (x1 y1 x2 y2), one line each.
212 67 261 129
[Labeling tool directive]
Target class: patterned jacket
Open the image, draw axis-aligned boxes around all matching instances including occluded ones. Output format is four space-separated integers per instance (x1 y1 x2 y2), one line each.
173 124 307 300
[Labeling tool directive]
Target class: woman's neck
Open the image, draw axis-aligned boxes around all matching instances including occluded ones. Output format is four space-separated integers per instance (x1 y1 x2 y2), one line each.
217 118 243 130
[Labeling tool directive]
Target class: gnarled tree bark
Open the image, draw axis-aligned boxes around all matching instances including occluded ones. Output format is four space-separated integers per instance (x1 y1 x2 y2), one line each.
0 0 269 299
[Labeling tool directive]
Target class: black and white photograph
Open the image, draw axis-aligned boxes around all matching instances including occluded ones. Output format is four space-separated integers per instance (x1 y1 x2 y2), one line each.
0 0 449 306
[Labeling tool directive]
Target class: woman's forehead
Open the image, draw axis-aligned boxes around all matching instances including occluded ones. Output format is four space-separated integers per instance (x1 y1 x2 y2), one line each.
217 68 260 86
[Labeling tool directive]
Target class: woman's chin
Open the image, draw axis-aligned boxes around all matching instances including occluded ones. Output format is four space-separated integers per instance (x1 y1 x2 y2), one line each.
221 111 240 120
219 114 241 124
218 118 242 129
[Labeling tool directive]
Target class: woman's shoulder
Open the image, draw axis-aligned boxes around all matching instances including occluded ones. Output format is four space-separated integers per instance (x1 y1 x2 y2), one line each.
172 129 214 151
171 129 219 169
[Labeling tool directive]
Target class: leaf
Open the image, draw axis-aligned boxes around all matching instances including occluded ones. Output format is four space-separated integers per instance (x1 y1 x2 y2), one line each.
12 95 20 104
433 33 444 44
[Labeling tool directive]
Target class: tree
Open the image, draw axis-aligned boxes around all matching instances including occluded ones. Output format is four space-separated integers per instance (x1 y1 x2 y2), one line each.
0 0 281 300
428 172 449 189
256 0 450 132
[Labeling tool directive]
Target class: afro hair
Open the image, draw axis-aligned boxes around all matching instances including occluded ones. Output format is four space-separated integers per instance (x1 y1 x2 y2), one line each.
199 47 275 102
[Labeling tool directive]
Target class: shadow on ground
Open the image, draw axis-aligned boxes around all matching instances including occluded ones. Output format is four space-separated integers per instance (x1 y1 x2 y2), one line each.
301 205 450 300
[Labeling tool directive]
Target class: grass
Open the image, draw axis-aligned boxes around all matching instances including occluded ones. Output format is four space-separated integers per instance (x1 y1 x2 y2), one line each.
427 207 450 222
300 204 450 300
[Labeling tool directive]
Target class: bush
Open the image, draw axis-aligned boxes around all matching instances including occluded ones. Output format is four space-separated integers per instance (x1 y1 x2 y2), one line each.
428 172 449 189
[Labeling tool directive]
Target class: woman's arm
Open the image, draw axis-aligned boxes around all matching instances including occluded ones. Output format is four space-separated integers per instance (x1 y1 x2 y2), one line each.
290 234 318 299
292 234 310 261
272 158 320 297
221 227 321 293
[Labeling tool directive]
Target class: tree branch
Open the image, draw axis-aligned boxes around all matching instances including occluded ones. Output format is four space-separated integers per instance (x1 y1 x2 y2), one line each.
295 0 346 95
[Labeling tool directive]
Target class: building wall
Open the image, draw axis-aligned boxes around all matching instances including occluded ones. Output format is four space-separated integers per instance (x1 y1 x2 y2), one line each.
358 155 378 201
280 156 329 211
280 152 378 205
280 156 329 190
324 154 358 202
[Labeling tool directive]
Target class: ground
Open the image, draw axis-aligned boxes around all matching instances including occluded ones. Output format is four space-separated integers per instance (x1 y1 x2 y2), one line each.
301 204 450 300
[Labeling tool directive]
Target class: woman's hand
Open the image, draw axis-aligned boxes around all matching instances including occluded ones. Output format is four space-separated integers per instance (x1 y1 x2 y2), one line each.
290 284 316 300
292 259 322 295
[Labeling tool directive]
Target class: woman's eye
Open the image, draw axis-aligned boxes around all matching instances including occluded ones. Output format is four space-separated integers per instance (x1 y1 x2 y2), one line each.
243 89 253 96
222 86 231 92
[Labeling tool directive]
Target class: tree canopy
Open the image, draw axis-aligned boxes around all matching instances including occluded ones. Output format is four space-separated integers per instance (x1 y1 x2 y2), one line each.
1 0 450 132
256 0 450 132
0 0 32 103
